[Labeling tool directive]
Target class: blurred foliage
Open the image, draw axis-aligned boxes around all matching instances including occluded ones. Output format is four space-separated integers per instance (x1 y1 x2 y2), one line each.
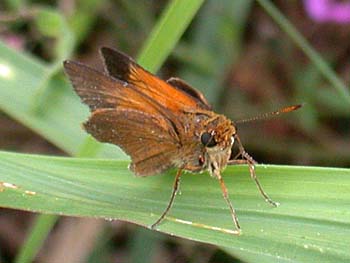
0 0 350 262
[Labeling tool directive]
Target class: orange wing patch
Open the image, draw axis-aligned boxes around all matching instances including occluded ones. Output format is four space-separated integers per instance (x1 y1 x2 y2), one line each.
127 63 199 112
101 47 207 113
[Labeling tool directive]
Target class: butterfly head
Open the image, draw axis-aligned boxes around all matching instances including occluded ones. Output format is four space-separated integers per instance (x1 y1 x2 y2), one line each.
200 115 236 178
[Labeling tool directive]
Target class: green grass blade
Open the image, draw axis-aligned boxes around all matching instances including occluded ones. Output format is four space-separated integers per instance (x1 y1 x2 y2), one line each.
175 0 253 105
14 214 57 263
0 151 349 262
137 0 205 72
256 0 350 105
15 135 101 263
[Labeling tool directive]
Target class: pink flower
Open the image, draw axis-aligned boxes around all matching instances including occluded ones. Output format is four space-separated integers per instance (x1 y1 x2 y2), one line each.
1 34 25 50
304 0 350 23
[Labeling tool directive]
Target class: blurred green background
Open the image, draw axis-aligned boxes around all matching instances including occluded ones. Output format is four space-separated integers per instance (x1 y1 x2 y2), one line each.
0 0 350 262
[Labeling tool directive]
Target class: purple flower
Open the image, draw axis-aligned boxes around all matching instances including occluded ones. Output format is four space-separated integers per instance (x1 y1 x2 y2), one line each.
304 0 350 23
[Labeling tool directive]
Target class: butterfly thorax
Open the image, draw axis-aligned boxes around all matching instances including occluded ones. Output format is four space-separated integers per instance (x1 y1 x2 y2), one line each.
177 110 236 178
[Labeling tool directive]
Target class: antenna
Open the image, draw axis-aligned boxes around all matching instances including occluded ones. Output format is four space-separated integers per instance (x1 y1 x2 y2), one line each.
235 104 303 124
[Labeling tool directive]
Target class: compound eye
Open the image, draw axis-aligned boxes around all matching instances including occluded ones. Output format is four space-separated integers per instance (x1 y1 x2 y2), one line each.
201 132 217 147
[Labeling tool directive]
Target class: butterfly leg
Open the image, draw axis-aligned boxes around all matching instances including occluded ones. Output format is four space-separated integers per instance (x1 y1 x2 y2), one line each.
217 173 241 232
228 135 279 207
151 168 183 229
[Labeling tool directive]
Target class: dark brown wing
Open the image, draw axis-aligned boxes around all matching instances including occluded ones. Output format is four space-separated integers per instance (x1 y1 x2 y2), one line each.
85 108 179 176
63 60 121 111
100 47 209 112
63 60 181 176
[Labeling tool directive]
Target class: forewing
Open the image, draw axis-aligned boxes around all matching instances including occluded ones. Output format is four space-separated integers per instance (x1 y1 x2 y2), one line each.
100 47 208 112
64 60 170 116
85 108 179 176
